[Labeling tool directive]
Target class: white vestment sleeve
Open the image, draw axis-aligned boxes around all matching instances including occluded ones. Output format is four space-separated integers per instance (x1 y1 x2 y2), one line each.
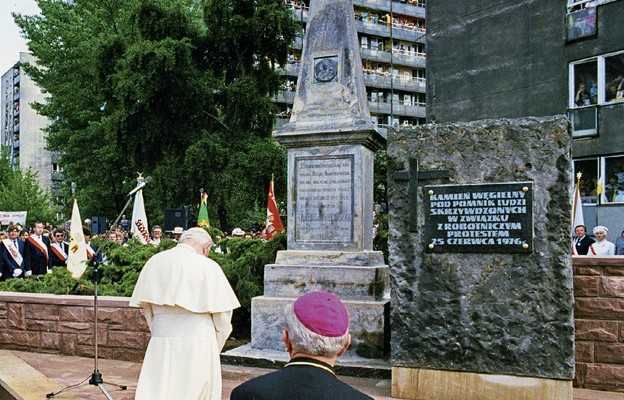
142 303 154 331
211 310 233 351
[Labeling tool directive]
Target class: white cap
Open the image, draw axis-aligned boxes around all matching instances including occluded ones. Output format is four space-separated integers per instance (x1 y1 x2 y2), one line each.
232 228 245 236
173 227 184 234
593 225 608 235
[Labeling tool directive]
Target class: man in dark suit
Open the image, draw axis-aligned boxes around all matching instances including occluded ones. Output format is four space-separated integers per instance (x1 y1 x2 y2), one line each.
573 224 595 255
24 221 51 276
1 225 25 279
230 291 373 400
49 228 69 268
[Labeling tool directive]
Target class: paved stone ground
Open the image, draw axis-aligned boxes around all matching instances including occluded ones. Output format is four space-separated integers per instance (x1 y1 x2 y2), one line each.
8 350 624 400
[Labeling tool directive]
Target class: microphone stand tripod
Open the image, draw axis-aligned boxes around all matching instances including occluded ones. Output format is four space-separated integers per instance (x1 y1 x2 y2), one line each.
47 192 138 399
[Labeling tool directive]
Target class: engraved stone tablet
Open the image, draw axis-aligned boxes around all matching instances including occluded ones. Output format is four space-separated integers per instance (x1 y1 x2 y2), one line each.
424 182 533 253
294 155 354 243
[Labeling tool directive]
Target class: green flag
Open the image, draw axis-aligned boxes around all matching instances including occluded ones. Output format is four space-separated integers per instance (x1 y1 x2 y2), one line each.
198 191 210 227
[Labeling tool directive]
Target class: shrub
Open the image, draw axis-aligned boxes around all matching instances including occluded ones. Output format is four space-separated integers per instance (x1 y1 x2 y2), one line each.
0 232 286 338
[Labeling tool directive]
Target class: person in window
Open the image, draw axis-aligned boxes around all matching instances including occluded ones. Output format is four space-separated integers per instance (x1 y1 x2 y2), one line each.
616 79 624 100
588 226 615 256
607 76 623 102
605 176 622 202
589 81 598 104
575 82 590 106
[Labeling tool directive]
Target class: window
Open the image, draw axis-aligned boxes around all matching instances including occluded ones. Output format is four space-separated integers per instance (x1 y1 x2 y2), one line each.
568 51 624 136
574 155 624 205
605 52 624 103
603 156 624 203
570 51 624 106
573 158 599 204
571 60 597 107
566 6 597 42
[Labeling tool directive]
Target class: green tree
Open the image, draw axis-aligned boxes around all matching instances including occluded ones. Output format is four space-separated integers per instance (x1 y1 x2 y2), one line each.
14 0 297 230
0 149 56 226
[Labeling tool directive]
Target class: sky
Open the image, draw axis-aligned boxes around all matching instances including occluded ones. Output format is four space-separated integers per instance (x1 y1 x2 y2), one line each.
0 0 40 73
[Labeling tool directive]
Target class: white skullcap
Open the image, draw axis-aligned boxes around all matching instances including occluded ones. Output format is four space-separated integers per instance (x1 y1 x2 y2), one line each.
593 226 608 234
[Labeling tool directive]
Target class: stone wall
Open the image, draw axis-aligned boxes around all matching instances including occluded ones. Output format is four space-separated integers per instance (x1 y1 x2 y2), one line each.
573 256 624 392
0 292 149 362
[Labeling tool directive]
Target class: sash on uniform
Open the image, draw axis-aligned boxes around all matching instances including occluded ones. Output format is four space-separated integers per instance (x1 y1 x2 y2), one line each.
589 244 597 255
50 243 68 264
86 245 94 260
2 239 23 266
27 236 49 265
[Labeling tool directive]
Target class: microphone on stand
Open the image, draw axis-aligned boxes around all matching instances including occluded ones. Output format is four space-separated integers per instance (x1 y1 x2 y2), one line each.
125 176 153 198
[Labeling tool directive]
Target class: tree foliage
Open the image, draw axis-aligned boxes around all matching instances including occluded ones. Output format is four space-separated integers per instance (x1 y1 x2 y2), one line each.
14 0 298 230
0 150 56 225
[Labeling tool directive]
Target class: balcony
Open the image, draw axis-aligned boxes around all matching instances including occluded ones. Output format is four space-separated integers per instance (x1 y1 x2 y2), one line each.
279 62 301 77
51 171 65 181
368 99 426 118
288 6 308 23
353 0 425 18
274 90 296 104
356 19 426 43
359 48 425 68
364 72 426 91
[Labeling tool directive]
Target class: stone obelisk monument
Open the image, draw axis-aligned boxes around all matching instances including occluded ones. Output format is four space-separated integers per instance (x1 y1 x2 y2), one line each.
247 0 389 359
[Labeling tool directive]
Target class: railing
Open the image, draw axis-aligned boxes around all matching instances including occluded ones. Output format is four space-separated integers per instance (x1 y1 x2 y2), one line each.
51 171 64 181
364 72 426 91
359 47 425 67
353 0 426 17
367 98 426 117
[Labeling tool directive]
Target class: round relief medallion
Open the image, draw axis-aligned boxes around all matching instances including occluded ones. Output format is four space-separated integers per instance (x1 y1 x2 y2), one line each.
314 58 338 82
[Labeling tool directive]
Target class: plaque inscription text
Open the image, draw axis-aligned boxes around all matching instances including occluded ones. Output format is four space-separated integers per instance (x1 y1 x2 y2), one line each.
294 156 354 243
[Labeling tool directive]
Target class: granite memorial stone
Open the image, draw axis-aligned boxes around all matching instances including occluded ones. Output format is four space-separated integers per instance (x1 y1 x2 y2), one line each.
387 117 575 399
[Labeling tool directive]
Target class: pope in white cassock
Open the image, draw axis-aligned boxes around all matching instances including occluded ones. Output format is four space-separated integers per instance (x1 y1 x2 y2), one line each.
130 227 240 400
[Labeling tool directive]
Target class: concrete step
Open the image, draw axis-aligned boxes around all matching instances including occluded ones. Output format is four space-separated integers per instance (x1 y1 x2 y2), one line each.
0 350 78 400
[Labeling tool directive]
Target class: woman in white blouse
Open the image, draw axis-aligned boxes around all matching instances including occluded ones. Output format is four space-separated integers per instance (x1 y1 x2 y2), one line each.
588 226 616 256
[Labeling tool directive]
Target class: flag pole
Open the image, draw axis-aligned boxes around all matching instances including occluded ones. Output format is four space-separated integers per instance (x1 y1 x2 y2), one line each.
572 172 581 230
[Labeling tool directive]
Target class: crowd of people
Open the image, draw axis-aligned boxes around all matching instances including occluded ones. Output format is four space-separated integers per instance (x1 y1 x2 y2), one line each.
0 220 270 282
0 221 93 281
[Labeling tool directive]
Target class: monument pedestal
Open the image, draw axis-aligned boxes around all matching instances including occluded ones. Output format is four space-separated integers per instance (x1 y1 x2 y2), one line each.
233 0 390 365
250 250 390 359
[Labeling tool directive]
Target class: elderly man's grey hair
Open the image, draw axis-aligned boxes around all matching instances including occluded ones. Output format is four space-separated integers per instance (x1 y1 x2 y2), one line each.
180 227 213 247
284 302 349 357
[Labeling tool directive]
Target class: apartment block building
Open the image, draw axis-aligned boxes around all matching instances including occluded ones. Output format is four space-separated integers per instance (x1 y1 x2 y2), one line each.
425 0 624 234
276 0 427 129
1 52 63 201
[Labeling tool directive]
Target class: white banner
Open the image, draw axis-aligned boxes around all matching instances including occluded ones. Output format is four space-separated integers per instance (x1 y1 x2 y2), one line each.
67 199 89 278
0 211 27 227
131 189 152 245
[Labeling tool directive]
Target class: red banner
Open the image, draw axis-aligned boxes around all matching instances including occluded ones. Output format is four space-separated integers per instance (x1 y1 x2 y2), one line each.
265 179 284 240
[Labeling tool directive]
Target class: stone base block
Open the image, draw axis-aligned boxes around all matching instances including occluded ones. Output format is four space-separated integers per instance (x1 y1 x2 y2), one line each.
263 264 389 300
251 295 389 359
392 367 573 400
274 250 385 266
